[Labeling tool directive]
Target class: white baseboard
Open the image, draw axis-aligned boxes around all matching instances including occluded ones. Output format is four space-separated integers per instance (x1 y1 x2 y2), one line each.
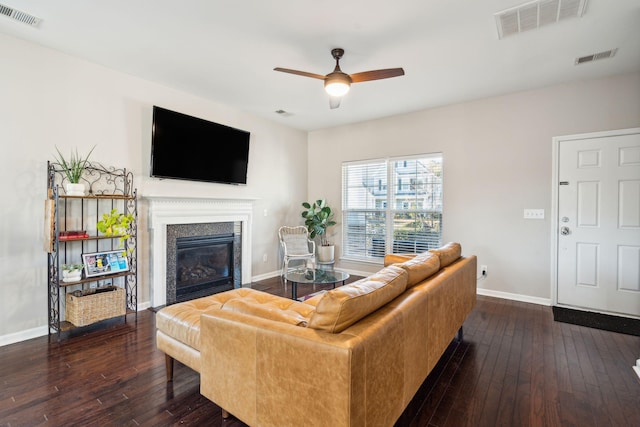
339 268 374 279
1 302 152 347
251 270 282 283
0 325 48 347
477 287 551 306
2 282 551 347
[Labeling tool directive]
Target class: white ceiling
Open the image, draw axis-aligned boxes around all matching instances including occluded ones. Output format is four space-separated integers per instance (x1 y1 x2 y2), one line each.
1 0 639 131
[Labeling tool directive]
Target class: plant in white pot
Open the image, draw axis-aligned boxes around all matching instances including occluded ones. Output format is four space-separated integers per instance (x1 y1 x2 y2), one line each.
61 263 84 282
301 199 337 263
54 146 95 196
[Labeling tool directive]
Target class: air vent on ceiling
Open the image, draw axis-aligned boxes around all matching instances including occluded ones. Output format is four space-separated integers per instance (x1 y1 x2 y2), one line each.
575 48 617 65
495 0 587 39
0 3 41 27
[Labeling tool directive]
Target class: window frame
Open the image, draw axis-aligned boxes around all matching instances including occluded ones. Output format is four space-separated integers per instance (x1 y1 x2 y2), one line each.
341 153 443 263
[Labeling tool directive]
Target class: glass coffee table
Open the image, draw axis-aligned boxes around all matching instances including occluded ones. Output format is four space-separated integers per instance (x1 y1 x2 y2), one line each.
284 268 350 300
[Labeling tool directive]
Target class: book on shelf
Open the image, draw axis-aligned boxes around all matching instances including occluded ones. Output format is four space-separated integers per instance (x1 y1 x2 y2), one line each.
59 231 89 240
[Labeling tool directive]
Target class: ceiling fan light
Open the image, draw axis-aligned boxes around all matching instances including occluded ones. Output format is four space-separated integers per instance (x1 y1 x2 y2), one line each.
324 72 352 97
325 81 350 96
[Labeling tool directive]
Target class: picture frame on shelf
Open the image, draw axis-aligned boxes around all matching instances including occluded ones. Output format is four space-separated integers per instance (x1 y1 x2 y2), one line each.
82 249 129 278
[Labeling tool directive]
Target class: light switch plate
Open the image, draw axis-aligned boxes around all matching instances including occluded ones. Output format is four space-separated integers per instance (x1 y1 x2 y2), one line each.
524 209 544 219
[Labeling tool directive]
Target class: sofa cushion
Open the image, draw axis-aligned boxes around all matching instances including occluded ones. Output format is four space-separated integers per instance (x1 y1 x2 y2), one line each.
221 294 315 327
300 290 328 306
429 242 461 268
383 253 417 266
307 265 408 333
155 288 276 350
156 293 231 351
396 251 441 288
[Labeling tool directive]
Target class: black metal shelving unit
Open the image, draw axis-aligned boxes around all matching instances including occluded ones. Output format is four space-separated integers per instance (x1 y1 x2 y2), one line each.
46 161 138 339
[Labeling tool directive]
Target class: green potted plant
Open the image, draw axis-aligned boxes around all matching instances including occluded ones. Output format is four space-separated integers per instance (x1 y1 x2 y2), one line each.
61 263 84 282
97 208 134 246
54 146 95 196
301 199 337 263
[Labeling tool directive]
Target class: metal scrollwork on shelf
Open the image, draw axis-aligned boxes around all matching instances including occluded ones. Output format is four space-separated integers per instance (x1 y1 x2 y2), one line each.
48 161 135 197
46 159 138 339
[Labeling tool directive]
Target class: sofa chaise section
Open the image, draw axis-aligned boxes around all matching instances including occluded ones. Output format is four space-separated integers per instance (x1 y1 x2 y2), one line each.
155 243 477 426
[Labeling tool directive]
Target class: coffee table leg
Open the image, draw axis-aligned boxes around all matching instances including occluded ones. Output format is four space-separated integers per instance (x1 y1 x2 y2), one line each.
292 282 297 300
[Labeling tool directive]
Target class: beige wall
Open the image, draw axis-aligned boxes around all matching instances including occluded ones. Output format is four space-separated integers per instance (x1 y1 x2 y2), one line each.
0 33 307 342
2 28 638 343
308 72 640 301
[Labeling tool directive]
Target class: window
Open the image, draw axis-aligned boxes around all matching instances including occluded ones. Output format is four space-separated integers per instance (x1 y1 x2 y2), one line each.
342 154 443 262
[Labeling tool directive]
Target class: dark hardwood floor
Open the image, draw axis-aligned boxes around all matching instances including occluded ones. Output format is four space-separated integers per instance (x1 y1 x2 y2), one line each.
1 277 639 426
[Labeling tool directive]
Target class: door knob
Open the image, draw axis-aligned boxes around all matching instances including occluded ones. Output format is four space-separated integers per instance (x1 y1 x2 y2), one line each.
560 226 571 236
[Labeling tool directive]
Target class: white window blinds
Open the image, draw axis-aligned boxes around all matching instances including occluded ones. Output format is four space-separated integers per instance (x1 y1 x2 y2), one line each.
342 154 443 261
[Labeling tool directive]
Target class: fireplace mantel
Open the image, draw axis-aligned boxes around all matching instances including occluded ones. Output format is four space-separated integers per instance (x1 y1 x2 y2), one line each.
146 196 253 307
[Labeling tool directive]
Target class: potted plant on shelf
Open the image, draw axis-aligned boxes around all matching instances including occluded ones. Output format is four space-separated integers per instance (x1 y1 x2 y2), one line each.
61 263 84 282
301 199 337 263
53 146 95 196
97 208 134 246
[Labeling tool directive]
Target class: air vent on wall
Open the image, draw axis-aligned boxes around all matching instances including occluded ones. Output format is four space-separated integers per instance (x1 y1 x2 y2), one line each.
495 0 587 39
0 3 41 27
575 48 617 65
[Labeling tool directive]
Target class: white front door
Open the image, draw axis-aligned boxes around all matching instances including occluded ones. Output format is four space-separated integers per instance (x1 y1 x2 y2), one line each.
556 129 640 317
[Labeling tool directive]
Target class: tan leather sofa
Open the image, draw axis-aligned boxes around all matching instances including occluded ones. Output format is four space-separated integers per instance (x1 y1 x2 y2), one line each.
156 243 476 426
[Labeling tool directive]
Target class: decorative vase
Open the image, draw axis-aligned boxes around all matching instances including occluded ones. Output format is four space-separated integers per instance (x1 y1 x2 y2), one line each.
64 182 85 196
317 245 335 263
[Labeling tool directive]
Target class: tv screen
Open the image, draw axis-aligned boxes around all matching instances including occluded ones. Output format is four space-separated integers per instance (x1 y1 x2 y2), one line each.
151 106 250 185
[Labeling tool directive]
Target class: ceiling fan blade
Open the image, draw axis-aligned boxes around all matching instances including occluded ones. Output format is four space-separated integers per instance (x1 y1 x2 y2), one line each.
350 68 405 83
329 96 341 109
273 67 326 80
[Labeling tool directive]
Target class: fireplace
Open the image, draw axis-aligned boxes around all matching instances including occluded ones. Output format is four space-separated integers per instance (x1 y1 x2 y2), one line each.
175 234 235 302
146 197 254 308
165 221 241 305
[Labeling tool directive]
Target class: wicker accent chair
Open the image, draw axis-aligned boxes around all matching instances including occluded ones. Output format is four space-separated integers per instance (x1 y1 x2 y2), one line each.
278 226 316 277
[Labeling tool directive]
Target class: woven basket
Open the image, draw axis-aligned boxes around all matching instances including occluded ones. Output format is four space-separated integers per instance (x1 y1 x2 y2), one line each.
65 286 126 327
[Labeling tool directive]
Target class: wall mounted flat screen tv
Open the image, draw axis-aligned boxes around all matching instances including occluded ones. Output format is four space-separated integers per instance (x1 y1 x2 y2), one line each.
151 106 250 185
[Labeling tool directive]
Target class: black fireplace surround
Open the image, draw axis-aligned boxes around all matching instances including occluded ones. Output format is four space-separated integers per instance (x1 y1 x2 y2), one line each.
166 222 241 305
175 234 234 303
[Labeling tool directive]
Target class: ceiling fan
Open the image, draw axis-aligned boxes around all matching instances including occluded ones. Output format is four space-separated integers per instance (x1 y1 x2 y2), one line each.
274 48 405 109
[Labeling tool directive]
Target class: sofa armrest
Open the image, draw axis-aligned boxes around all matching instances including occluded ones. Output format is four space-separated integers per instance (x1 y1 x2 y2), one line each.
200 309 365 427
420 255 477 369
